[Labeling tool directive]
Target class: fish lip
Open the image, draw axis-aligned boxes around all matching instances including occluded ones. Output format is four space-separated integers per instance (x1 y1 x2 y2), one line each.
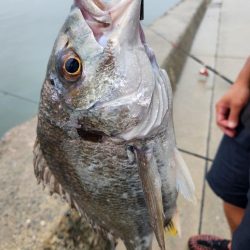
74 0 112 24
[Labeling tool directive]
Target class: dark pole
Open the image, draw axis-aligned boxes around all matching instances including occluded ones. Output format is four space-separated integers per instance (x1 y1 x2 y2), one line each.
140 0 144 20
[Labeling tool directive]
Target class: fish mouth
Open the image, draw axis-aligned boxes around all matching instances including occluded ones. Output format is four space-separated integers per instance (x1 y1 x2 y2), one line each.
75 0 111 25
74 0 136 40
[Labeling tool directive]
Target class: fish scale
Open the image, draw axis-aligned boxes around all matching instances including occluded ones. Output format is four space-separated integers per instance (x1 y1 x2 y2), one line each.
34 0 195 249
37 121 153 247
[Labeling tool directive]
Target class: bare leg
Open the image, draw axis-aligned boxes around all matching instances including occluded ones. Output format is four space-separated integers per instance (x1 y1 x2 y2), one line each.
223 202 245 233
223 202 245 250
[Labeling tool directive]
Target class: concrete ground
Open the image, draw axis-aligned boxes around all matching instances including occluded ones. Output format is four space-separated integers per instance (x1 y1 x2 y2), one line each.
1 0 250 249
169 0 249 248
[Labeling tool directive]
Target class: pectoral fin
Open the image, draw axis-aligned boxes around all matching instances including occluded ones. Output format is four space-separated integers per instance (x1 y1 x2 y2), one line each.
134 146 166 250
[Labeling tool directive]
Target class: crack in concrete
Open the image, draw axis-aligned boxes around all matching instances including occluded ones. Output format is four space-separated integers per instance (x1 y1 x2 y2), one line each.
198 0 224 235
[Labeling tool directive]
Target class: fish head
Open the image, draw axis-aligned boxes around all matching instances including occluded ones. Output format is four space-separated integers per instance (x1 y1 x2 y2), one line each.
40 0 162 138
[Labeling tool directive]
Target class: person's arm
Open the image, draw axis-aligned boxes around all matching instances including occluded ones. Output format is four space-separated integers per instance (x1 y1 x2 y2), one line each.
216 57 250 137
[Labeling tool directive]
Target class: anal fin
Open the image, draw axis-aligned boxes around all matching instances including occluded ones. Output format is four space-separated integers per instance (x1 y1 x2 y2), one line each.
165 211 181 237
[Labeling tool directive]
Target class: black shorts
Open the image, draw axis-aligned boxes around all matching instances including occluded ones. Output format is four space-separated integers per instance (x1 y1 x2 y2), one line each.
207 104 250 250
207 135 250 209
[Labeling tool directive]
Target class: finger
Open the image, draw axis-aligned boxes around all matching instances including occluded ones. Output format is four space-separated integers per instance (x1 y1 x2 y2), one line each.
224 128 237 138
216 109 229 128
227 104 242 129
217 120 229 130
219 126 236 138
216 105 229 123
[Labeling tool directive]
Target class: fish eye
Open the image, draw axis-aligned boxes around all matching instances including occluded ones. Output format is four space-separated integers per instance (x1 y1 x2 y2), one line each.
65 58 80 74
59 50 83 82
64 57 81 75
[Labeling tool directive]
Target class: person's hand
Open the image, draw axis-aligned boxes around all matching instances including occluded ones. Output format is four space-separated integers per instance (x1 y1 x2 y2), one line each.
216 83 250 137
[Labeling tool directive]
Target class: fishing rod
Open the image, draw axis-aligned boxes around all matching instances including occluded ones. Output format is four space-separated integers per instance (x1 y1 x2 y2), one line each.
145 19 236 163
139 0 234 86
148 28 234 85
147 25 227 162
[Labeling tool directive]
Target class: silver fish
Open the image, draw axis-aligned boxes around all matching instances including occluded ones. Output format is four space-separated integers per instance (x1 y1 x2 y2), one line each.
34 0 195 249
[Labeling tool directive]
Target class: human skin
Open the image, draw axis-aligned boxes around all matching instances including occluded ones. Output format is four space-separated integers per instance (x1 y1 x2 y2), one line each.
216 57 250 137
216 58 250 249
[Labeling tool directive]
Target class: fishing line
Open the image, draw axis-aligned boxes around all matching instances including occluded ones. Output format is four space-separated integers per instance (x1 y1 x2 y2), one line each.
178 148 213 162
0 89 38 105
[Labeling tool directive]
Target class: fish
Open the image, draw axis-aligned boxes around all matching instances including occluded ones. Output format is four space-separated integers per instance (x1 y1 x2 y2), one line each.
33 0 195 249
